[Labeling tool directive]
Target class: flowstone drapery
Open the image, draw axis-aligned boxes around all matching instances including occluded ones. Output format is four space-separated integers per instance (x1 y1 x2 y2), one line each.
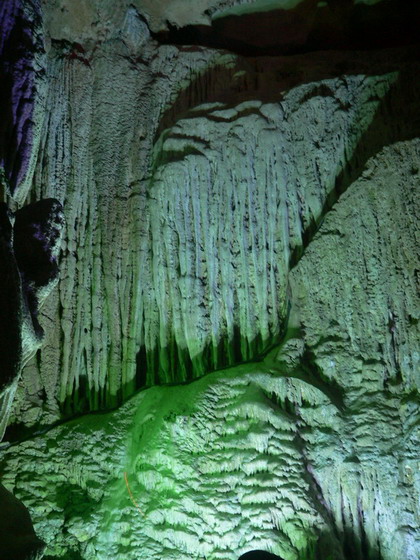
2 138 418 560
12 45 420 418
0 1 419 560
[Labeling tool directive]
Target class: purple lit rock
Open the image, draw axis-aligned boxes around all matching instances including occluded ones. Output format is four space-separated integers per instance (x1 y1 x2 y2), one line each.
0 0 39 194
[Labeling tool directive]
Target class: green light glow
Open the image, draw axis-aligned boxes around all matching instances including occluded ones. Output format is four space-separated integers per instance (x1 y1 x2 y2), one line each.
212 1 305 20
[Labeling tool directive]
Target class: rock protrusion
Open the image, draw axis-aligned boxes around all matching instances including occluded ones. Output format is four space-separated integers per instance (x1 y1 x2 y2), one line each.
0 199 64 440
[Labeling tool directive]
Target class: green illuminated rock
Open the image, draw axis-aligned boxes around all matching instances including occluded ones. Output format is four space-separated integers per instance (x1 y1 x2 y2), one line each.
0 364 343 559
11 39 419 420
1 2 419 559
1 141 419 559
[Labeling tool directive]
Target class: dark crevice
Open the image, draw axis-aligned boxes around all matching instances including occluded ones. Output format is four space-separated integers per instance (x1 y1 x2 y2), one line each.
155 44 420 145
238 552 284 560
288 62 420 271
299 347 345 411
0 203 22 388
152 0 420 57
1 395 126 448
294 419 343 551
262 340 345 412
135 328 279 391
154 144 206 168
13 199 65 336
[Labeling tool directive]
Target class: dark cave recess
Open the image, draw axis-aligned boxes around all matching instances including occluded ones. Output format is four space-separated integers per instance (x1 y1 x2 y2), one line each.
238 551 284 560
153 0 420 56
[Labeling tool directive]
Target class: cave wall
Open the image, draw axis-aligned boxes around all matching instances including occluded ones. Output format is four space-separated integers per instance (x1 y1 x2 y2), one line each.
2 138 418 560
3 0 419 424
0 1 419 559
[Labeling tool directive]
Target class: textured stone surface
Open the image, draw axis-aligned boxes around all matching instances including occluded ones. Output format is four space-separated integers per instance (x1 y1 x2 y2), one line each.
286 139 420 560
1 2 419 559
8 32 420 423
0 199 61 559
1 141 418 559
0 365 344 560
0 0 42 196
0 199 64 441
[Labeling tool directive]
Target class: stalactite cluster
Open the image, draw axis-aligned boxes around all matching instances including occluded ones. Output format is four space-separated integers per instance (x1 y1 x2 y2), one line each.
12 39 419 419
0 1 419 559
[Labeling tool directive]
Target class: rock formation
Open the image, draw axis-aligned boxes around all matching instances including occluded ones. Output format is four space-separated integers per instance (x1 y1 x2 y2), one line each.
0 1 418 559
0 198 64 440
0 483 45 560
0 197 64 559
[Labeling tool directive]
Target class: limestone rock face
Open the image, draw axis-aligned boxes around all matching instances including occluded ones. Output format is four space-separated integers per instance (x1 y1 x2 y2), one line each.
1 140 419 559
0 366 347 560
8 27 420 421
0 200 62 559
286 139 420 560
0 199 64 440
0 0 45 200
0 1 419 560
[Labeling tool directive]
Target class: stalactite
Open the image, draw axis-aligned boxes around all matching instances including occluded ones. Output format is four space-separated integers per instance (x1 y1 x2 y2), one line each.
16 40 417 421
1 3 419 560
